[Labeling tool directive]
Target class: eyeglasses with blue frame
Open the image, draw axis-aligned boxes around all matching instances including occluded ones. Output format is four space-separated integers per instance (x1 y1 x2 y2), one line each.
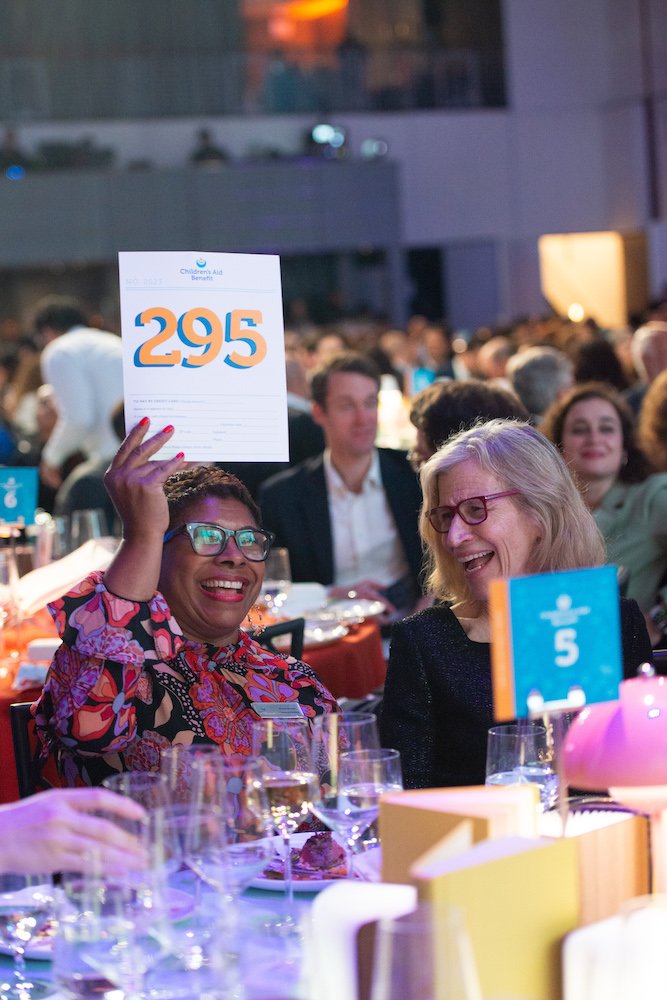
163 521 275 562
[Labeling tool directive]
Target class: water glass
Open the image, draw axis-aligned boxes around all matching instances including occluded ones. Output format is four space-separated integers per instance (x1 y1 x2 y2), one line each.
102 770 172 811
485 722 558 810
0 874 54 1000
370 904 482 1000
310 712 381 878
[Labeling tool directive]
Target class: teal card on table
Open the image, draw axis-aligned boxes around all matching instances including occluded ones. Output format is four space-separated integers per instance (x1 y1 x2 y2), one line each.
0 467 38 525
489 565 622 719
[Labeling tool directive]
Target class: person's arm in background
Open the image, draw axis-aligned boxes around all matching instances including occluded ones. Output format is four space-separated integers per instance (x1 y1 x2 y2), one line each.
0 788 147 875
40 346 96 473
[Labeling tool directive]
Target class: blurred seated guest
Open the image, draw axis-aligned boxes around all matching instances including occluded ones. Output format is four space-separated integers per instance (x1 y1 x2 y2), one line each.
3 352 44 439
542 382 667 639
408 379 528 472
35 420 337 787
0 788 147 876
421 323 454 380
54 400 125 533
638 369 667 472
569 338 629 392
476 335 514 386
189 127 228 165
625 320 667 414
260 353 423 617
33 296 123 489
380 419 653 788
506 345 574 423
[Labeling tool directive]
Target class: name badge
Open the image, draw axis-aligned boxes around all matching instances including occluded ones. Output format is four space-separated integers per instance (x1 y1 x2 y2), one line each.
251 702 305 719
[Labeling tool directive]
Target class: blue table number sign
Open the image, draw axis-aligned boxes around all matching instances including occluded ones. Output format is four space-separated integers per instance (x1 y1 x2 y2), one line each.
0 468 38 525
489 565 622 720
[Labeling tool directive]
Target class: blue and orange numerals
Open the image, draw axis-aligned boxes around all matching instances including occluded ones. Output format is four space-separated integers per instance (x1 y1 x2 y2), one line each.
134 307 266 370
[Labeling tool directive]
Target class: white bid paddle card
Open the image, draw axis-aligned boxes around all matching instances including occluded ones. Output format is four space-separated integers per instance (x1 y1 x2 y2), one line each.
118 251 289 463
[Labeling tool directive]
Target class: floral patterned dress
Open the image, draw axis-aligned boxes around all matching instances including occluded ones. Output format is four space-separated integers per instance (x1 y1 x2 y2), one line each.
33 571 338 787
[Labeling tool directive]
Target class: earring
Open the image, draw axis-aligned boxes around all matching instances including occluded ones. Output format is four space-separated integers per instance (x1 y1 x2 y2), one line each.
247 603 266 636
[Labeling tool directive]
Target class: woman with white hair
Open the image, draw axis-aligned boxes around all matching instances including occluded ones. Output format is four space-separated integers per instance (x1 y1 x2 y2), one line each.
380 419 652 789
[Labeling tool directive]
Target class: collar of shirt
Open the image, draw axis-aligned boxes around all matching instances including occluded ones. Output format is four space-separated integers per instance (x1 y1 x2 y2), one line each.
323 448 382 498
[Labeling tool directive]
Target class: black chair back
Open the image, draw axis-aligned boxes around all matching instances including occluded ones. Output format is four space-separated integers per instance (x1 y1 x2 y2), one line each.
10 702 53 799
255 618 305 660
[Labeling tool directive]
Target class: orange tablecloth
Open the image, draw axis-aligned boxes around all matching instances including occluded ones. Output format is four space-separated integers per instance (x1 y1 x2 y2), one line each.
301 619 386 699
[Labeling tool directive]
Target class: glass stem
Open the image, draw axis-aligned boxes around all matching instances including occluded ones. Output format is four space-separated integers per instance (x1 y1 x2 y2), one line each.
345 840 355 880
282 830 294 914
13 945 27 983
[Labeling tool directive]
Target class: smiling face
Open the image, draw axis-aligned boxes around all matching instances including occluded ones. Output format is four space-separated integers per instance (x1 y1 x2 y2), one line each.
159 494 264 646
436 458 541 606
560 397 625 487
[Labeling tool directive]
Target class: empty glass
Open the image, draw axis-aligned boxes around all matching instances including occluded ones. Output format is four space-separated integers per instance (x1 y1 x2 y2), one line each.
69 508 106 549
262 547 292 611
370 904 482 1000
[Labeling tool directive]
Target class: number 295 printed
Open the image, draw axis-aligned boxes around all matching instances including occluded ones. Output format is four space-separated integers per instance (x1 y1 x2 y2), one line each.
134 307 267 370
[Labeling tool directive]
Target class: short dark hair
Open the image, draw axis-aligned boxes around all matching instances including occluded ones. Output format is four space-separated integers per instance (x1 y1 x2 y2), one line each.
33 295 88 334
541 381 652 483
410 379 528 452
164 466 261 531
310 352 381 409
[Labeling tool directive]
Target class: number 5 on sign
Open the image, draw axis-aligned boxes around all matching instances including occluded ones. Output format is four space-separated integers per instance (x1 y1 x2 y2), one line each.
134 307 267 370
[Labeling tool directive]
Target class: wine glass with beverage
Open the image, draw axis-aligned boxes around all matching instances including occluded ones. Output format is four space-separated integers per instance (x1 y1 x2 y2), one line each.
309 712 380 878
485 722 558 811
0 874 54 999
250 717 317 930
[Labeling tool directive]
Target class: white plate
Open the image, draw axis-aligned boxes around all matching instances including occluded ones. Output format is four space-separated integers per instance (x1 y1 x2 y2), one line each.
324 598 386 623
274 621 349 651
250 833 350 892
0 887 195 961
274 583 328 619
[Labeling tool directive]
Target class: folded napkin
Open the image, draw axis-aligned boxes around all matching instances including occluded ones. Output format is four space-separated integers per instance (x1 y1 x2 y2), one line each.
12 537 118 618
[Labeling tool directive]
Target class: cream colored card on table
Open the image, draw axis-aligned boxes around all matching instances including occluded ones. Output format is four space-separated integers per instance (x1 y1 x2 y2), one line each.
118 251 289 463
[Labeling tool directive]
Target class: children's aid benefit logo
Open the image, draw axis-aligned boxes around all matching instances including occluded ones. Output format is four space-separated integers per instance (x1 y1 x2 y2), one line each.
180 257 223 281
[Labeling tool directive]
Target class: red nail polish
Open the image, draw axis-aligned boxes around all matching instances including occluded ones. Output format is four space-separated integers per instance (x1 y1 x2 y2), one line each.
162 424 174 433
139 416 150 427
176 452 185 459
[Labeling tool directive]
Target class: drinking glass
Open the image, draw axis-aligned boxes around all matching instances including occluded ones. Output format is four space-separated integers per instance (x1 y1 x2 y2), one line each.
0 874 54 999
485 722 558 810
220 756 275 900
250 717 317 926
102 770 172 811
336 748 403 876
54 859 172 1000
160 745 226 869
370 904 482 1000
262 547 292 611
69 508 106 549
309 712 381 878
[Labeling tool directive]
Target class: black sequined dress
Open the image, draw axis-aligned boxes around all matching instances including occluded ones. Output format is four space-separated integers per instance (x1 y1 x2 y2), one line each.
380 599 652 790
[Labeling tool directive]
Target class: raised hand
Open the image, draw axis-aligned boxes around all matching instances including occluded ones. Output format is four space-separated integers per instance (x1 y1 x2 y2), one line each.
103 418 186 600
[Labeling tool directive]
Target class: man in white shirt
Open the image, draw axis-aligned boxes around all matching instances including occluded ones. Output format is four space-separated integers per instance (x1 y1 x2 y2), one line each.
259 353 423 616
33 296 123 489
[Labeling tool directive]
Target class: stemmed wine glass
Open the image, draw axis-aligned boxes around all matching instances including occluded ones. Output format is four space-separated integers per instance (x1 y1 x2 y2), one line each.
336 748 403 876
0 874 54 999
309 712 380 878
261 548 292 612
250 717 317 930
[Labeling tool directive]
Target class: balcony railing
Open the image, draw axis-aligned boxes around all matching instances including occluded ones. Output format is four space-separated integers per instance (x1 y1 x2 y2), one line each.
0 46 502 121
